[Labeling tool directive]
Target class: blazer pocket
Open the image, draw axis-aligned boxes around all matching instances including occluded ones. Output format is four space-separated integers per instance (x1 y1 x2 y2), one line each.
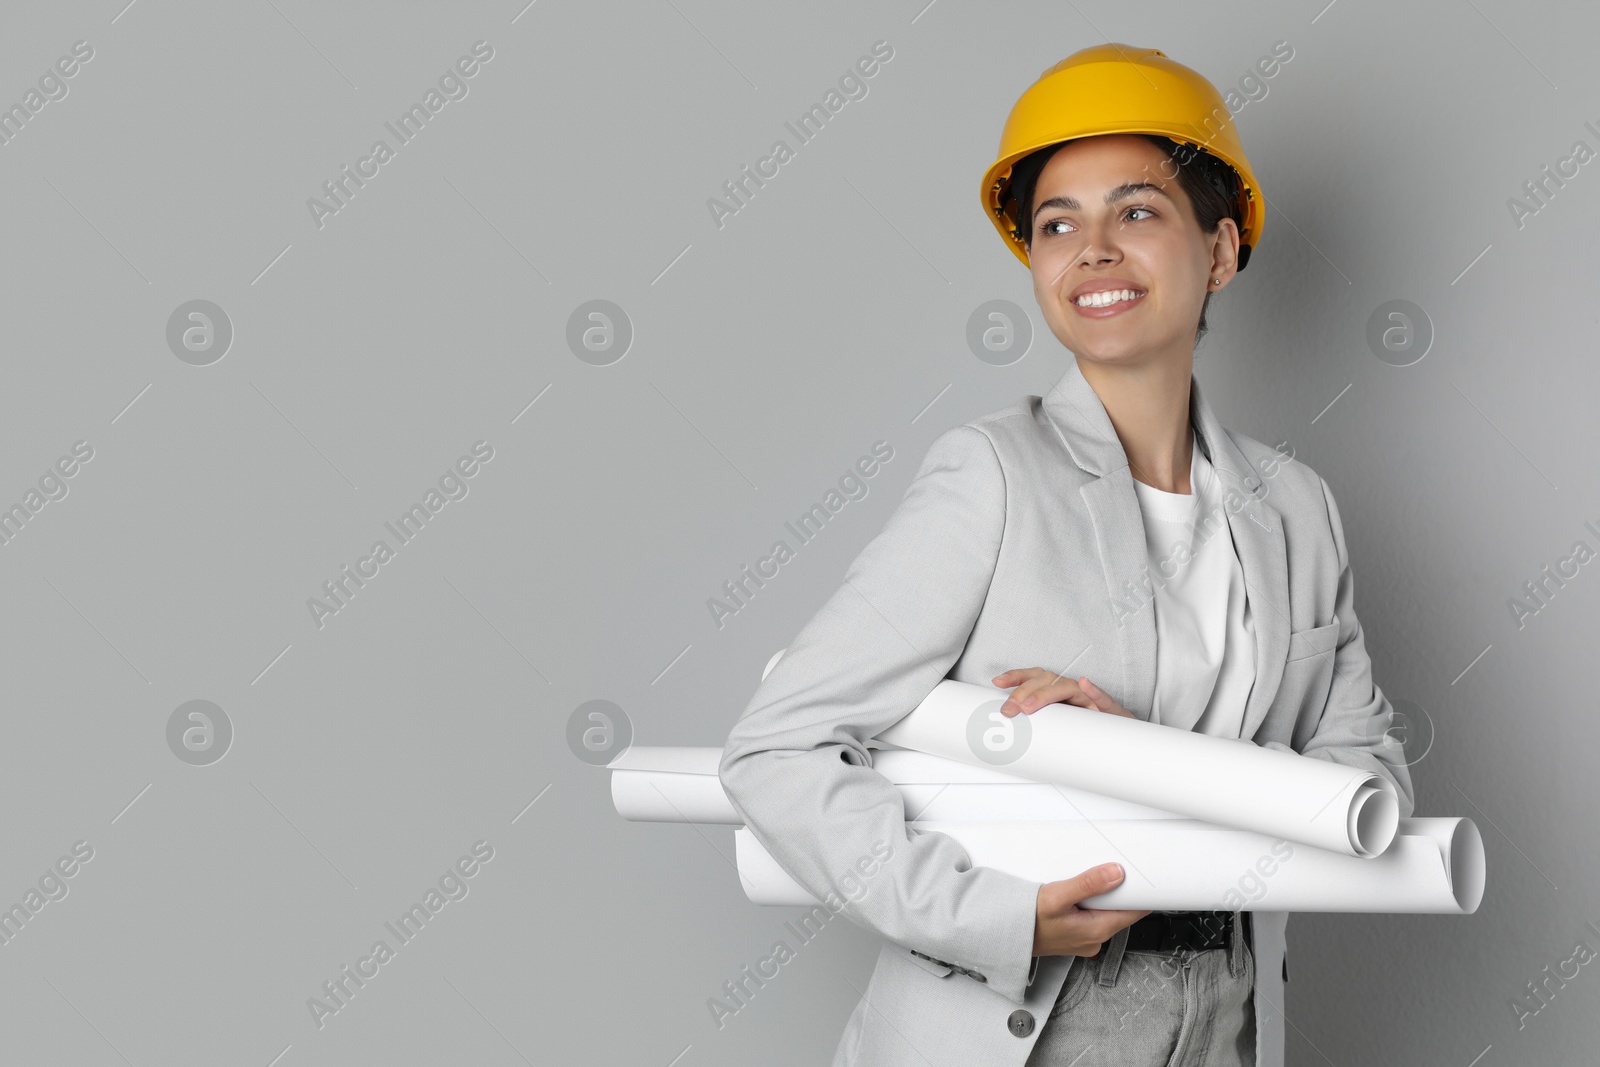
903 947 955 978
1280 622 1340 748
1285 621 1339 663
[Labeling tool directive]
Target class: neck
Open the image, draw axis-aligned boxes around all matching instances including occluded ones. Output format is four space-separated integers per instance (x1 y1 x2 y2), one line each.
1075 354 1195 494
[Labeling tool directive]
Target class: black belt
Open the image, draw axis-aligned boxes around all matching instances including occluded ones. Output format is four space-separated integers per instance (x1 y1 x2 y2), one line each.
1118 910 1249 953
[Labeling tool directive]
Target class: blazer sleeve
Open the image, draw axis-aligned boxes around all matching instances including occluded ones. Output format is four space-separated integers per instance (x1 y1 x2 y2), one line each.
1259 475 1417 819
718 424 1044 1005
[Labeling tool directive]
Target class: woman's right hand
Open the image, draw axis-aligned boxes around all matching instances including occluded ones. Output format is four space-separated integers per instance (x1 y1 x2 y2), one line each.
1032 862 1151 957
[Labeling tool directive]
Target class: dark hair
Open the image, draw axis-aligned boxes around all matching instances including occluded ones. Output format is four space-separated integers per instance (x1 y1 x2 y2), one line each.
1002 135 1246 343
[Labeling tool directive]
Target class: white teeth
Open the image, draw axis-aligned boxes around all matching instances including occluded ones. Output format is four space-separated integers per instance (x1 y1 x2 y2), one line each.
1075 289 1144 307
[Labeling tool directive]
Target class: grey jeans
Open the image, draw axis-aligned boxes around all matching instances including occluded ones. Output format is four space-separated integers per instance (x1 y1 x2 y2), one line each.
1025 920 1256 1067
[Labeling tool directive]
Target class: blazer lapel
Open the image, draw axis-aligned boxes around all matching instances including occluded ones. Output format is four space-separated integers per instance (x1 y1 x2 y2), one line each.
1039 361 1290 738
1190 375 1290 741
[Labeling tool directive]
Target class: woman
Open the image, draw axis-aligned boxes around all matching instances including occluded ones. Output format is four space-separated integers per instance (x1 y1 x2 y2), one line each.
719 45 1413 1067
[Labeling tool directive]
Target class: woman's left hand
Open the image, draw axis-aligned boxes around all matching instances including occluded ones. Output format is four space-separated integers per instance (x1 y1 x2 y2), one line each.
992 668 1137 719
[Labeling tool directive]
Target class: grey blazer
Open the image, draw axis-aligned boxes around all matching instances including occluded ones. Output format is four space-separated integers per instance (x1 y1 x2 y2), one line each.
718 358 1416 1067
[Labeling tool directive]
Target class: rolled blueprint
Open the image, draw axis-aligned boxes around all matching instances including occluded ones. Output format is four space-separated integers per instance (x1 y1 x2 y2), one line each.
610 745 1185 824
760 648 1400 858
734 817 1485 914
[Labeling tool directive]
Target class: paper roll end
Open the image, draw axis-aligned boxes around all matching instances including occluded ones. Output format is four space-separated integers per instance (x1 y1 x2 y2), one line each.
1351 779 1401 858
1454 818 1487 914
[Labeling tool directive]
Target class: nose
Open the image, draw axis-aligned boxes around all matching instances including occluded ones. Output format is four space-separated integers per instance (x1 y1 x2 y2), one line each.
1075 216 1125 269
1041 218 1123 290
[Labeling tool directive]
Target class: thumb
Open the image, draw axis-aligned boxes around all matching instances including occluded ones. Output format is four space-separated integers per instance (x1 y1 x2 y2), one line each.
1067 862 1125 901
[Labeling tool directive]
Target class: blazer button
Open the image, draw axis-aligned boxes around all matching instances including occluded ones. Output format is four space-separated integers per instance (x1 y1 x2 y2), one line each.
1007 1009 1035 1037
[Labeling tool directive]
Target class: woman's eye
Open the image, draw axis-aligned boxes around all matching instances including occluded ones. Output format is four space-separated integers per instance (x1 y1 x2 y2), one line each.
1038 207 1155 238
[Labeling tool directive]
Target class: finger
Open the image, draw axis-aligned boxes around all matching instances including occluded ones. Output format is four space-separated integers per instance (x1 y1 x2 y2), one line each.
993 667 1047 686
1081 678 1138 718
1078 677 1113 710
998 675 1047 712
1024 674 1075 699
1001 679 1064 714
1013 678 1090 714
1060 862 1126 904
1059 910 1151 944
1080 912 1151 943
1093 909 1153 932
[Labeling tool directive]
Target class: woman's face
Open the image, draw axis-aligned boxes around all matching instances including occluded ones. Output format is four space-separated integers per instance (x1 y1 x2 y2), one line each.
1026 134 1238 368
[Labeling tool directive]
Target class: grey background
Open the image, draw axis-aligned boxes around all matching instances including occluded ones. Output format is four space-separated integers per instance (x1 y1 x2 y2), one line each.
0 0 1591 1064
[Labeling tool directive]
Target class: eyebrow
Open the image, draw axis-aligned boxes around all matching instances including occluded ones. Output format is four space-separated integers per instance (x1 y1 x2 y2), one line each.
1032 181 1174 221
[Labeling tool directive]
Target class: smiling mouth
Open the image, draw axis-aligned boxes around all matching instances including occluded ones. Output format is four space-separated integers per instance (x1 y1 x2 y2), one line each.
1072 289 1147 315
1073 289 1146 308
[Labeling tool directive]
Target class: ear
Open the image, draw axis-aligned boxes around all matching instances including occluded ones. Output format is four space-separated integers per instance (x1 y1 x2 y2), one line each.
1209 217 1242 287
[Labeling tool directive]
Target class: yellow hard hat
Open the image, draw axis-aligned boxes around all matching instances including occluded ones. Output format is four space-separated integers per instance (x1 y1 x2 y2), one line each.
981 44 1265 271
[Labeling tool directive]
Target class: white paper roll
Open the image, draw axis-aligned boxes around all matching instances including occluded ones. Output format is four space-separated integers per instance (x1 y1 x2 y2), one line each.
610 746 1185 824
734 817 1485 914
760 647 1399 857
872 676 1399 858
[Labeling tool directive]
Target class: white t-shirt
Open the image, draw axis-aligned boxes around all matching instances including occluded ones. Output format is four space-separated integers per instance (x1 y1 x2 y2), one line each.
1130 430 1256 737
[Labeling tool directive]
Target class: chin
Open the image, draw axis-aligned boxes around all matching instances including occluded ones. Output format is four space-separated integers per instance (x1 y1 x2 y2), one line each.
1061 332 1147 365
